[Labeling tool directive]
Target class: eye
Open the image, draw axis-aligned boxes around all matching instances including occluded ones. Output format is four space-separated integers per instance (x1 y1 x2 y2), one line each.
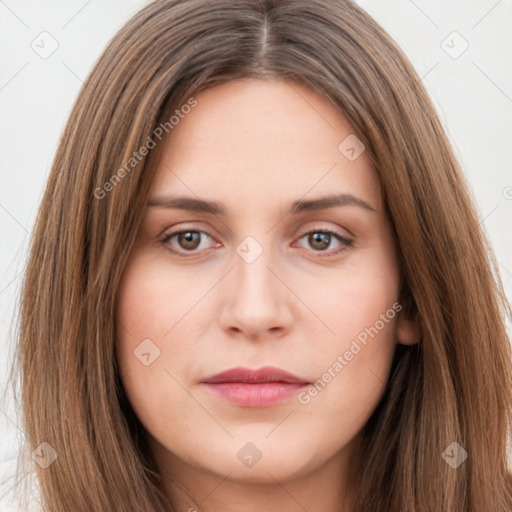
160 230 219 255
294 229 353 257
160 228 353 258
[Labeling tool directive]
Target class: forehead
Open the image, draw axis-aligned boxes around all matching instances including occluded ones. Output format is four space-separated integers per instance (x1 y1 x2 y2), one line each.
150 79 381 213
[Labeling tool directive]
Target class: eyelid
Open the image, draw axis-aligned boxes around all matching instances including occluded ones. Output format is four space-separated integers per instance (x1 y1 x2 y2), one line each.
294 222 352 241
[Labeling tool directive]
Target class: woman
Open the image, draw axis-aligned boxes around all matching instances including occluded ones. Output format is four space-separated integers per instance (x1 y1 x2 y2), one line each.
14 0 512 510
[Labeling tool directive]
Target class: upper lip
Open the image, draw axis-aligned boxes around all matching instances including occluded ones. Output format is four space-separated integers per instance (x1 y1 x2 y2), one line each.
201 365 310 385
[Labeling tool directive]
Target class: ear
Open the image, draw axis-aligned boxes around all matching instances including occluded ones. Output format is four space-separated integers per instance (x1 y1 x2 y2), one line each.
396 308 422 346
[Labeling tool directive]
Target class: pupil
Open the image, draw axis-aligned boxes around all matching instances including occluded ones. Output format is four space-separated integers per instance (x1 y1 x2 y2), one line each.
310 232 329 250
180 232 200 249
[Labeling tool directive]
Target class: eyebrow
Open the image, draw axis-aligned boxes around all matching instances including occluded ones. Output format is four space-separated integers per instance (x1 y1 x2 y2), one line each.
147 193 377 215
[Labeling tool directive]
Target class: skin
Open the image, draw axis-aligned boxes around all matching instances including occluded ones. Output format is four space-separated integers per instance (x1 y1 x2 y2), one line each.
115 79 421 512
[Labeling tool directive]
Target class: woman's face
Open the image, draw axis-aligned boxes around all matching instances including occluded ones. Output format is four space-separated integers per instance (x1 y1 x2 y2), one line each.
116 79 419 489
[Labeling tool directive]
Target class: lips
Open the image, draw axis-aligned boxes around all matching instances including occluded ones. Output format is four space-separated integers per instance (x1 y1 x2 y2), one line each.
200 366 310 407
201 365 310 385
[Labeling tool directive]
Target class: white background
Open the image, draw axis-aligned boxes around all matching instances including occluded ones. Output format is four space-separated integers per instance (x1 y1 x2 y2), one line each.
1 1 511 509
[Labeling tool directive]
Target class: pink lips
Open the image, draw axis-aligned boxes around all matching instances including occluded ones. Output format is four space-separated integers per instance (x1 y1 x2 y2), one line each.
200 365 310 407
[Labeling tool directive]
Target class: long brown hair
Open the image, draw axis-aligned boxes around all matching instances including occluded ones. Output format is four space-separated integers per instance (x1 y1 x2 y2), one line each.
12 0 512 510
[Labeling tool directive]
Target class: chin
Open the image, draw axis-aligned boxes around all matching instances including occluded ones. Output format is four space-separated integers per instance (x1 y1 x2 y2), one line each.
185 437 324 483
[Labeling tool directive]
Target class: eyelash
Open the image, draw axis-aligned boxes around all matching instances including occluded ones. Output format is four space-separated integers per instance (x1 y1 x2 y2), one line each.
159 227 354 258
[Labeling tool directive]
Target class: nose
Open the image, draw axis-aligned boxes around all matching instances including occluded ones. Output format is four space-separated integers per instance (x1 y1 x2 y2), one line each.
218 244 294 342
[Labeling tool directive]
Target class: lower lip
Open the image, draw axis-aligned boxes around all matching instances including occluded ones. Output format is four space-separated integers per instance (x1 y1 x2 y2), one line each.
202 382 308 407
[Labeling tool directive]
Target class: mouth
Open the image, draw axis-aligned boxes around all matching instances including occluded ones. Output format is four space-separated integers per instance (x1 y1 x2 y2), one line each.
200 365 310 407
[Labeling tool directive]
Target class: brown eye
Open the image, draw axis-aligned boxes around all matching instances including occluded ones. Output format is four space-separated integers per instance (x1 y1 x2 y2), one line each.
295 230 353 256
176 231 201 250
161 230 216 254
308 232 331 251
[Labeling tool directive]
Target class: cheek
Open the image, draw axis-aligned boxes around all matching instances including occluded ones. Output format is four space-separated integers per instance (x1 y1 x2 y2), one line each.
115 252 206 353
114 260 197 442
295 245 400 419
114 249 216 397
303 242 399 351
116 262 177 339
